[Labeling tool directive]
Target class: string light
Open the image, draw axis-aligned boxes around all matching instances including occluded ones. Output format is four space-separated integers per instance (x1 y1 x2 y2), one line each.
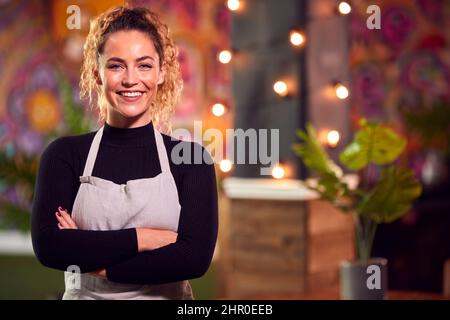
338 1 352 15
327 130 340 147
335 83 349 99
272 163 286 179
289 30 305 47
212 103 226 117
227 0 240 11
218 50 232 64
273 80 288 97
220 159 233 173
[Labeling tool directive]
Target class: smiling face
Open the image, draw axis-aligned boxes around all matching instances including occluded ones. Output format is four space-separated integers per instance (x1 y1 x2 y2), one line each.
96 30 165 128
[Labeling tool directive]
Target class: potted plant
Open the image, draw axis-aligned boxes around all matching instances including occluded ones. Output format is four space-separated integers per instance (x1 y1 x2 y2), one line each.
292 118 422 299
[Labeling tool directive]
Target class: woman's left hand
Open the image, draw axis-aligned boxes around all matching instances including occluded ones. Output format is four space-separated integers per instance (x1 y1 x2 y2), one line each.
55 207 107 279
55 207 78 229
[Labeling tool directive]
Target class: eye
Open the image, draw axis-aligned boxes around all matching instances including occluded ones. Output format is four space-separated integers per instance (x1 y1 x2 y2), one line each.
107 64 122 70
139 64 153 70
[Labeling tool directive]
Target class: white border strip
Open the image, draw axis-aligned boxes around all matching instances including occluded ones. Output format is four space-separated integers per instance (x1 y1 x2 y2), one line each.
0 231 34 255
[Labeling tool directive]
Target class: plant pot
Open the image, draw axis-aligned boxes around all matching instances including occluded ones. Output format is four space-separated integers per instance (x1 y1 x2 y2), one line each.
340 257 388 300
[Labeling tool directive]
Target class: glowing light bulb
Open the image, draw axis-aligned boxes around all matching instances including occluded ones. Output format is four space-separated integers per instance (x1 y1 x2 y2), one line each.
220 159 233 173
327 130 340 147
338 2 352 15
272 164 285 179
212 103 226 117
335 83 349 99
273 81 288 97
289 30 305 47
218 50 232 64
227 0 240 11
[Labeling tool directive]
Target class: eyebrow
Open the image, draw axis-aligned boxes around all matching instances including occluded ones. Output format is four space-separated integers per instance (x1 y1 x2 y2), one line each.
106 56 155 63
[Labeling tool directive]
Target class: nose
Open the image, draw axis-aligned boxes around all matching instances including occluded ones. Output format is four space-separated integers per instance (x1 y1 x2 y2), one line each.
122 68 138 87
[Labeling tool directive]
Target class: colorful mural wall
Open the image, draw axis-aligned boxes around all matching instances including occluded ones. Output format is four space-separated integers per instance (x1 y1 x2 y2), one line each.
350 0 450 186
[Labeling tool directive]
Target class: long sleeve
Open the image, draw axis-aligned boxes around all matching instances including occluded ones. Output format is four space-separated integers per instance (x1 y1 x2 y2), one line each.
105 145 218 285
31 137 139 273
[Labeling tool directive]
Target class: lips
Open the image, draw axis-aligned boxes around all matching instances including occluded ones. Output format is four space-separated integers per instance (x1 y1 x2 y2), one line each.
116 91 145 103
117 91 144 97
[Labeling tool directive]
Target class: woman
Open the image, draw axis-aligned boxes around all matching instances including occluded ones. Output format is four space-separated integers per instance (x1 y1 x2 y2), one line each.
31 6 218 300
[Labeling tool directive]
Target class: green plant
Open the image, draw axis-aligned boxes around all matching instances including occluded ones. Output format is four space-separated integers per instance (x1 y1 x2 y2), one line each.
292 119 422 262
402 99 450 156
0 72 92 232
0 153 38 231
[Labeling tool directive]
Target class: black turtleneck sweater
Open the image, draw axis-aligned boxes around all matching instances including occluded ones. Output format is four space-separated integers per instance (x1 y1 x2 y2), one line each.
31 122 218 285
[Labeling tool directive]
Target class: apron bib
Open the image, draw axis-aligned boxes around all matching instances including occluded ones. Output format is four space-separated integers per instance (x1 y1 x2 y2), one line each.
62 125 193 300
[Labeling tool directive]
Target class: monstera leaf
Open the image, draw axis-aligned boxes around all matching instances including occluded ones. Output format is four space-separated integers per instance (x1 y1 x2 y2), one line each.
357 167 422 223
340 119 406 171
293 124 349 204
314 175 353 211
293 124 343 178
293 119 422 261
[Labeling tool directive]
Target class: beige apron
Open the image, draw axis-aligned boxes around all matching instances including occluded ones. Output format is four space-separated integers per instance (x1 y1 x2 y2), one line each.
62 125 193 300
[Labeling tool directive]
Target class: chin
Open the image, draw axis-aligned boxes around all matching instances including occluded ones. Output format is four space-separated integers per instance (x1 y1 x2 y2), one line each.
116 104 149 118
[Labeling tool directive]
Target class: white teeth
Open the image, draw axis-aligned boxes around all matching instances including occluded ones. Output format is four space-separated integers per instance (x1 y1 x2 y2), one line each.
119 92 143 97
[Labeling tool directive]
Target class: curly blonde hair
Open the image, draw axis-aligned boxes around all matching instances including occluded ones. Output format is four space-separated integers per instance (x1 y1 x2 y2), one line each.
80 5 182 133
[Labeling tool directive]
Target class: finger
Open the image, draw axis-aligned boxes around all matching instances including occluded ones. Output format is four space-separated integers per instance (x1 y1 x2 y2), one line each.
63 212 79 229
56 211 77 229
55 212 71 228
55 211 71 227
58 208 78 229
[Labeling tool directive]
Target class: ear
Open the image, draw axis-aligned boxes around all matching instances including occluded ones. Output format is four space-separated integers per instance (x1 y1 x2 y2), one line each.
94 69 103 86
157 65 166 85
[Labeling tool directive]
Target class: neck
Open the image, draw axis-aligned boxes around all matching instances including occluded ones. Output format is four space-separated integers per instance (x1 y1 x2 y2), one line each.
106 118 152 129
106 108 152 129
102 121 155 147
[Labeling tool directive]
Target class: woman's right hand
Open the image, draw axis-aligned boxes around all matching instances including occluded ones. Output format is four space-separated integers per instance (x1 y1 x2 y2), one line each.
135 228 178 252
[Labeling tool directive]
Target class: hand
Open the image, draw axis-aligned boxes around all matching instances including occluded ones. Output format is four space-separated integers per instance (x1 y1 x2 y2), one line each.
55 206 78 229
136 228 178 252
90 268 107 279
56 207 105 280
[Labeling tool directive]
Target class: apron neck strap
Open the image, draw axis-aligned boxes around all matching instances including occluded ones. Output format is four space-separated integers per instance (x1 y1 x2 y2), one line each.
83 126 103 177
153 128 170 173
82 125 170 177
